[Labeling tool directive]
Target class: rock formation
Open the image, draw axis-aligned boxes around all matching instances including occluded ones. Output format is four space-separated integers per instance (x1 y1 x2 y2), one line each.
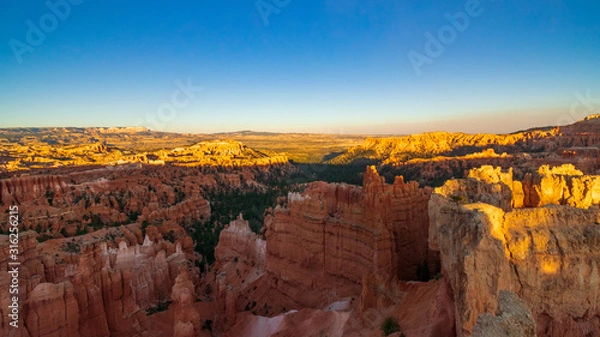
429 165 600 337
0 175 68 205
172 271 202 337
265 166 432 305
25 282 81 337
0 131 288 172
0 224 200 337
330 115 600 166
209 167 440 335
472 290 537 337
329 131 555 165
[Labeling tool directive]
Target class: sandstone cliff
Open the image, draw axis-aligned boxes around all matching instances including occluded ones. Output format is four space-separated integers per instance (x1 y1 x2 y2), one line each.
0 175 68 205
265 166 432 305
429 165 600 337
209 167 443 336
330 115 600 166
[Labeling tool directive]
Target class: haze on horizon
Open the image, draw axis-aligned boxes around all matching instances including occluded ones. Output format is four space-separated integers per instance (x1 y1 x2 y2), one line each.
1 0 599 134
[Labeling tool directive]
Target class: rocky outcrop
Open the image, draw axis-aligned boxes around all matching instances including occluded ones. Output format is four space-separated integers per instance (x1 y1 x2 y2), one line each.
172 271 202 337
472 290 537 337
25 282 81 337
141 196 211 224
0 175 68 205
522 164 600 208
213 216 271 330
330 115 600 166
0 225 199 337
0 134 289 172
0 232 45 336
265 166 432 307
214 215 266 269
329 131 555 165
429 165 600 337
209 168 439 335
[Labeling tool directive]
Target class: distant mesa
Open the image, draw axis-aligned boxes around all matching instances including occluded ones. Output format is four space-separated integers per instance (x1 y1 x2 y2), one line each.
0 135 288 172
89 126 150 133
4 114 600 173
328 114 600 165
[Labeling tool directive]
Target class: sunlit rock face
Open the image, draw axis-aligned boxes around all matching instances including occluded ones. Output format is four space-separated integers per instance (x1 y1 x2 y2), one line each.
330 115 600 167
429 165 600 337
0 133 289 172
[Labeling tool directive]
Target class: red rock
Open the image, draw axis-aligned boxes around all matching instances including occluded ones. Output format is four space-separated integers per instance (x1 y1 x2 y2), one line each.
0 175 67 205
265 166 432 307
0 223 200 337
210 168 437 335
25 282 80 337
172 271 201 337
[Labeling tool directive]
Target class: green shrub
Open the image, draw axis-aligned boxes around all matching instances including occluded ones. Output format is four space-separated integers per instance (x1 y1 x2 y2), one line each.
450 195 467 205
145 300 172 315
164 230 176 243
61 240 81 253
381 316 404 336
75 225 88 236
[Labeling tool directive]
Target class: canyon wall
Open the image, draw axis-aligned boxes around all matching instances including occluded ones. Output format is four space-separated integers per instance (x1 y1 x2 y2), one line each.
0 175 68 205
210 167 439 335
429 165 600 337
265 166 432 305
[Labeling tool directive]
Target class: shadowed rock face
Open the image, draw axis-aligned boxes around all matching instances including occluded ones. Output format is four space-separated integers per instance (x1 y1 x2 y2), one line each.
429 165 600 337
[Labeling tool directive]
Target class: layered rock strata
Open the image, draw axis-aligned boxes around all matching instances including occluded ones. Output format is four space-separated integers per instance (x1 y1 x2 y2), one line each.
265 166 432 305
211 167 437 335
0 225 199 337
429 165 600 337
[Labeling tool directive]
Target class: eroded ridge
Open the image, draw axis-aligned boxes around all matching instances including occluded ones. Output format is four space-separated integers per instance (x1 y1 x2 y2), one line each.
429 165 600 337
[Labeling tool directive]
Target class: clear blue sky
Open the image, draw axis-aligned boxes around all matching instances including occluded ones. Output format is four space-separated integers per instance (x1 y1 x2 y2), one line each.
1 0 599 134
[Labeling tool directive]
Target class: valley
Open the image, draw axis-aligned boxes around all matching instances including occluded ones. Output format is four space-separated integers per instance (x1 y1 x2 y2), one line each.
1 116 600 337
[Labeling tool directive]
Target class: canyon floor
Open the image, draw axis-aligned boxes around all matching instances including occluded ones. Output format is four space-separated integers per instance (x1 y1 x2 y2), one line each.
2 116 600 337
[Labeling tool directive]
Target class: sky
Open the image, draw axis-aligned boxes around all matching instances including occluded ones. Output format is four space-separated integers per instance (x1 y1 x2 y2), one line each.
1 0 600 134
